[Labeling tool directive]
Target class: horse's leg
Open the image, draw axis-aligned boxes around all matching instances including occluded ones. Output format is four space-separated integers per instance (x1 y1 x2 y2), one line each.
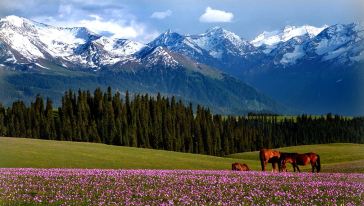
273 162 278 172
262 159 268 171
296 165 301 172
278 160 282 172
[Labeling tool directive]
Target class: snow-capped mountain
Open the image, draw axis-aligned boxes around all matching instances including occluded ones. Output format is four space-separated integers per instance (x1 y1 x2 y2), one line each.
0 15 285 115
251 25 328 52
248 23 364 67
187 27 256 58
148 27 262 76
146 22 363 115
245 23 364 115
148 27 256 60
306 23 364 64
0 15 363 114
0 16 93 60
148 30 212 64
2 16 361 73
0 15 146 70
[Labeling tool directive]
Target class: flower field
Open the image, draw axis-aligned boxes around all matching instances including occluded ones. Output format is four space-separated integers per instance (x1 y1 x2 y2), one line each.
0 168 363 205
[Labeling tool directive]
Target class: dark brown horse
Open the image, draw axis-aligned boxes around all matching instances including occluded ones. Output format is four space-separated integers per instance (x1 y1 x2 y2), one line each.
232 162 250 171
280 152 321 173
259 149 281 172
279 153 299 172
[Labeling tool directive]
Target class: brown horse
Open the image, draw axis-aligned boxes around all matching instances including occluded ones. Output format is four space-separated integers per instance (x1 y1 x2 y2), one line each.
232 162 250 171
278 152 299 172
280 152 321 173
259 149 281 172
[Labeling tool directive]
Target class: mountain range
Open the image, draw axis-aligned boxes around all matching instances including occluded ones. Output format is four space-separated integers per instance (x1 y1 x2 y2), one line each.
0 15 363 115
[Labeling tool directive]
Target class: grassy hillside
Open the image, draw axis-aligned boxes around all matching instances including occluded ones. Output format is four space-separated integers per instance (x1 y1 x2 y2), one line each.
227 144 364 173
1 137 363 172
0 137 248 170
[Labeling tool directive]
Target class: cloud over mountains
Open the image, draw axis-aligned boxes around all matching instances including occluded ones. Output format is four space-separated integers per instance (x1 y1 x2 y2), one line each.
199 7 234 23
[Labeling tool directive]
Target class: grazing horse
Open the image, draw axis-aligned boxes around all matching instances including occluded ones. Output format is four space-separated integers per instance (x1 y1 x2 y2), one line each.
232 162 250 171
280 152 321 173
259 149 281 172
279 153 300 172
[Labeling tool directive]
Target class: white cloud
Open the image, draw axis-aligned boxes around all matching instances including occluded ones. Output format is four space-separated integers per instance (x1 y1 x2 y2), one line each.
35 14 159 43
77 15 155 41
151 10 172 19
199 7 234 23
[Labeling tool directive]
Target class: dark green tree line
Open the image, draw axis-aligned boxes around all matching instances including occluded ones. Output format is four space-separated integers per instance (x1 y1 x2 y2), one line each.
0 87 363 156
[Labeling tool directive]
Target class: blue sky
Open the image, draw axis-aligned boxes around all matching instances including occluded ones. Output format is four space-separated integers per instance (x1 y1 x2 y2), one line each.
0 0 363 42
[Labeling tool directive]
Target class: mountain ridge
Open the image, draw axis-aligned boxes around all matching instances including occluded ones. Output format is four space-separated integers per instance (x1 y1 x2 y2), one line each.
0 15 363 115
0 15 287 115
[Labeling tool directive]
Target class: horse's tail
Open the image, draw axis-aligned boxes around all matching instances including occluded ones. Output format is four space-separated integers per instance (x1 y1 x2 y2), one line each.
316 154 321 173
259 150 265 171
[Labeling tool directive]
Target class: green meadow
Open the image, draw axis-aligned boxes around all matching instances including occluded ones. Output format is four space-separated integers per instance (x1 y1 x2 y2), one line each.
0 137 246 170
1 137 363 172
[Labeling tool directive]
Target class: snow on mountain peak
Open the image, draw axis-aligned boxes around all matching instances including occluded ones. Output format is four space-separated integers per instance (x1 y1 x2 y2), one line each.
95 37 145 56
0 15 27 27
0 15 48 30
205 26 224 33
204 26 241 41
251 25 328 47
282 25 327 40
186 27 252 57
0 17 361 71
144 46 179 68
159 30 183 43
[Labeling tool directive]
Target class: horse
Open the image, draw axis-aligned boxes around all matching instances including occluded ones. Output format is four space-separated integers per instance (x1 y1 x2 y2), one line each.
232 162 250 171
278 153 300 172
259 149 281 172
280 152 321 173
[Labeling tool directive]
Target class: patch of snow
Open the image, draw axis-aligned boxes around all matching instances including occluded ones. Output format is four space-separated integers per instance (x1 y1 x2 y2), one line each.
0 30 44 59
5 56 16 63
110 39 144 56
189 35 212 51
315 31 352 56
209 50 223 59
37 26 86 57
182 39 203 54
280 45 305 64
146 46 179 68
35 63 48 70
350 51 364 62
0 15 25 27
251 25 328 47
322 46 349 61
188 27 250 56
251 31 280 47
282 25 326 41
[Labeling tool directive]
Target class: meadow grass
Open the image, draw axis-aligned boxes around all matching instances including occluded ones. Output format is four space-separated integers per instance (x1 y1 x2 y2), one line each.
0 137 363 172
0 137 246 170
